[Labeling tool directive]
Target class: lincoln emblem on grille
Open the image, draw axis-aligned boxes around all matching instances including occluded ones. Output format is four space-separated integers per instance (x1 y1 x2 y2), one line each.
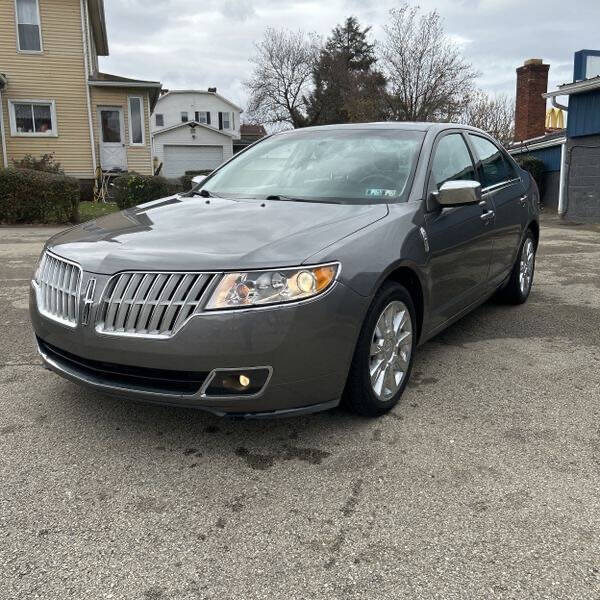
81 278 96 326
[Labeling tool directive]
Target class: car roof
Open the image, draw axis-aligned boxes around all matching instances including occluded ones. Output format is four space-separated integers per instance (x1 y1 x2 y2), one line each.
276 121 488 136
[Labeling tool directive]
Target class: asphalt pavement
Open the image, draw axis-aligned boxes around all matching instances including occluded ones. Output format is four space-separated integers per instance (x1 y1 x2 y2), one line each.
0 216 599 599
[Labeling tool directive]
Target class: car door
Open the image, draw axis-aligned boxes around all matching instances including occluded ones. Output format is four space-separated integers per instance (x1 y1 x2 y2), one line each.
423 131 495 329
466 134 526 285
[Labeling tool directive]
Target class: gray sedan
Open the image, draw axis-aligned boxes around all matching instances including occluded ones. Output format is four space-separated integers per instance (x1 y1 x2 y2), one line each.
29 122 539 417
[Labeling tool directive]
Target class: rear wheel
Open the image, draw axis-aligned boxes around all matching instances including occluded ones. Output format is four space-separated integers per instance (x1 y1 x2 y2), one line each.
498 230 536 304
344 282 416 417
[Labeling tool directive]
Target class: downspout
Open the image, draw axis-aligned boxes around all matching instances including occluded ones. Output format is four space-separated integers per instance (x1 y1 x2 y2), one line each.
80 0 97 174
0 89 8 168
147 91 154 175
551 94 568 216
557 140 568 216
551 96 568 112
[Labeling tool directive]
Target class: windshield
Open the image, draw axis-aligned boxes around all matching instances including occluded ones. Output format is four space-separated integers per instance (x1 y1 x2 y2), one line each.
198 128 425 204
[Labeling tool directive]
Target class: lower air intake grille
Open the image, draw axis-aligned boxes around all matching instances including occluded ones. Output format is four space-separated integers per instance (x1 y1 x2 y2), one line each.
38 337 208 395
96 272 213 337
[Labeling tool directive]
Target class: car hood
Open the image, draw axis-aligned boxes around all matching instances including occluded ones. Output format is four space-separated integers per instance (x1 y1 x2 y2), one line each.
47 195 388 274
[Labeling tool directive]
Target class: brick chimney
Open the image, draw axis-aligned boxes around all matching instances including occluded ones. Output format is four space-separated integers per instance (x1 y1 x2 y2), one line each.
514 58 550 141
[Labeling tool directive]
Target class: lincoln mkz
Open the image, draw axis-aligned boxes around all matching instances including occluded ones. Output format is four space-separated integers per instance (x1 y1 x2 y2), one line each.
30 123 539 417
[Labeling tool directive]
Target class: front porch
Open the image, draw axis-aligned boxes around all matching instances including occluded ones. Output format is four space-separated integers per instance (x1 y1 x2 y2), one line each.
88 73 161 176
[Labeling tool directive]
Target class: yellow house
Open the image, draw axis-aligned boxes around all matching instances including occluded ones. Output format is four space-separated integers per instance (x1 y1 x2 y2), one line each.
0 0 161 185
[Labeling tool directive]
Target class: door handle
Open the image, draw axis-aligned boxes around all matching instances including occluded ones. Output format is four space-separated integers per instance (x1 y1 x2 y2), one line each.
480 210 495 224
479 198 494 224
519 195 527 207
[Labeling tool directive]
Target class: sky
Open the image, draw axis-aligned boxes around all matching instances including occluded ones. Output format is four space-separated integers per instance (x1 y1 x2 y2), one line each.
100 0 600 116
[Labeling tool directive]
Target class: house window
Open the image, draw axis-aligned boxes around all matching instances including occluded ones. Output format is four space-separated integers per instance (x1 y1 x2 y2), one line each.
181 111 188 123
155 113 164 127
128 96 145 145
219 111 231 130
586 55 600 79
15 0 42 52
9 100 56 136
194 111 211 125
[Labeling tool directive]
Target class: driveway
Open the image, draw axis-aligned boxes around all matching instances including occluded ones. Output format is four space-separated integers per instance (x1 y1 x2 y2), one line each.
1 217 599 600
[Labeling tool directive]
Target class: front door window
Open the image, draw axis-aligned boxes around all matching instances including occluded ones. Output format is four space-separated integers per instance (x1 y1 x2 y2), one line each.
429 133 477 192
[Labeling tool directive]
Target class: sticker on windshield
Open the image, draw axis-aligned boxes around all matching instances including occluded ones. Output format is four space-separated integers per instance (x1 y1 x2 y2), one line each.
366 188 397 197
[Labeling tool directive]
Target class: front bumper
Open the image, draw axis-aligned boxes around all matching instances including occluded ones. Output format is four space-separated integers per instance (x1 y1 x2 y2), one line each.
30 275 368 417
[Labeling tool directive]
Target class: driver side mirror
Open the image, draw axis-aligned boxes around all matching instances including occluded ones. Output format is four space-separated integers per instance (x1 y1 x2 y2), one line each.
434 180 482 207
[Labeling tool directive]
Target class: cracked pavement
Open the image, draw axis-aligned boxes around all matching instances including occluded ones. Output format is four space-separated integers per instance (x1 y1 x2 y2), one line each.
0 216 599 599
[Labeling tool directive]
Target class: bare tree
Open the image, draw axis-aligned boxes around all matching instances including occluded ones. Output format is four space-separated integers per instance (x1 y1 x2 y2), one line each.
380 4 478 122
461 90 515 147
244 28 320 128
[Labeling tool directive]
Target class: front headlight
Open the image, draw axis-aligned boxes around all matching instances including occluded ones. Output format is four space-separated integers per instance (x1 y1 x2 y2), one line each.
205 263 339 310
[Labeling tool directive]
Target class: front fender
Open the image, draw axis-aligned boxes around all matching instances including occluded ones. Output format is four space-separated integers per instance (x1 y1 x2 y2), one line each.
305 202 431 334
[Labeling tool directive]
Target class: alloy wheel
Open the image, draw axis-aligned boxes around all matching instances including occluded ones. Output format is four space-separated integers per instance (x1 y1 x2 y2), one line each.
519 238 535 295
369 300 413 401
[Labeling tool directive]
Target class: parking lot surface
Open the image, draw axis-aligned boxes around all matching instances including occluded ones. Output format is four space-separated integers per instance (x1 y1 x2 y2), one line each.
1 216 599 600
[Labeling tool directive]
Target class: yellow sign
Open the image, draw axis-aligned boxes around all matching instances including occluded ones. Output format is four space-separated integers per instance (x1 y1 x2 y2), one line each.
545 107 564 129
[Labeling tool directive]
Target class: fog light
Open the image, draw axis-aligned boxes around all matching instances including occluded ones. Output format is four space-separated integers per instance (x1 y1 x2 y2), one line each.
202 368 271 397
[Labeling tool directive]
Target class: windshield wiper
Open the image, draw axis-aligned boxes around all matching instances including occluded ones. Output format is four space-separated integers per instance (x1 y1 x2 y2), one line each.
190 189 221 198
265 194 340 204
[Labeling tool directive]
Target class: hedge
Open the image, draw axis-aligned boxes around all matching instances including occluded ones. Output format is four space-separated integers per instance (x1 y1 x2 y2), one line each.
515 155 545 195
12 152 63 174
181 169 213 191
112 172 184 209
0 168 79 224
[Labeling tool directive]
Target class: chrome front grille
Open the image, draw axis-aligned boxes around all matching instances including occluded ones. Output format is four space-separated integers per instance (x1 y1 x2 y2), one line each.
96 272 213 338
35 252 82 326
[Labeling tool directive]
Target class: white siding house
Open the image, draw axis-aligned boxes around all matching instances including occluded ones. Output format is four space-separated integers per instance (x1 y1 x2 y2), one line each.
151 90 242 177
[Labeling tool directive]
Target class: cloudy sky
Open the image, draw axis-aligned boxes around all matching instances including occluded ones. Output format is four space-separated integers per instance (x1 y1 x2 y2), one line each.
101 0 600 114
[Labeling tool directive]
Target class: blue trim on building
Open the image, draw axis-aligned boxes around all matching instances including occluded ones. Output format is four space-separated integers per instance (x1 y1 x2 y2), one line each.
574 50 600 82
525 146 562 172
567 89 600 138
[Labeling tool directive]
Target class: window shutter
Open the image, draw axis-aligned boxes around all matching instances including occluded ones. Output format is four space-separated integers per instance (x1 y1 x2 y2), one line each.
194 111 199 122
218 112 223 130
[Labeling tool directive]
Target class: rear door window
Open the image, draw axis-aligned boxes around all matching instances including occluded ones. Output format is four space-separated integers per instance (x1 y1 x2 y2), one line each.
468 134 515 188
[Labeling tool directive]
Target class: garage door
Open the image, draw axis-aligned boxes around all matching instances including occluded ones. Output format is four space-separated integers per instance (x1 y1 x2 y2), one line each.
163 145 224 177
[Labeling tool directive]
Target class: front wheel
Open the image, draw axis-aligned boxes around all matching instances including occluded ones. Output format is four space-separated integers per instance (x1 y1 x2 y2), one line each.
497 230 536 304
343 282 416 417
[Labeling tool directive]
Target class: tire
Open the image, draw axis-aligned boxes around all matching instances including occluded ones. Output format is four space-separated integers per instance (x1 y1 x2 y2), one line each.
497 230 536 305
343 281 417 417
